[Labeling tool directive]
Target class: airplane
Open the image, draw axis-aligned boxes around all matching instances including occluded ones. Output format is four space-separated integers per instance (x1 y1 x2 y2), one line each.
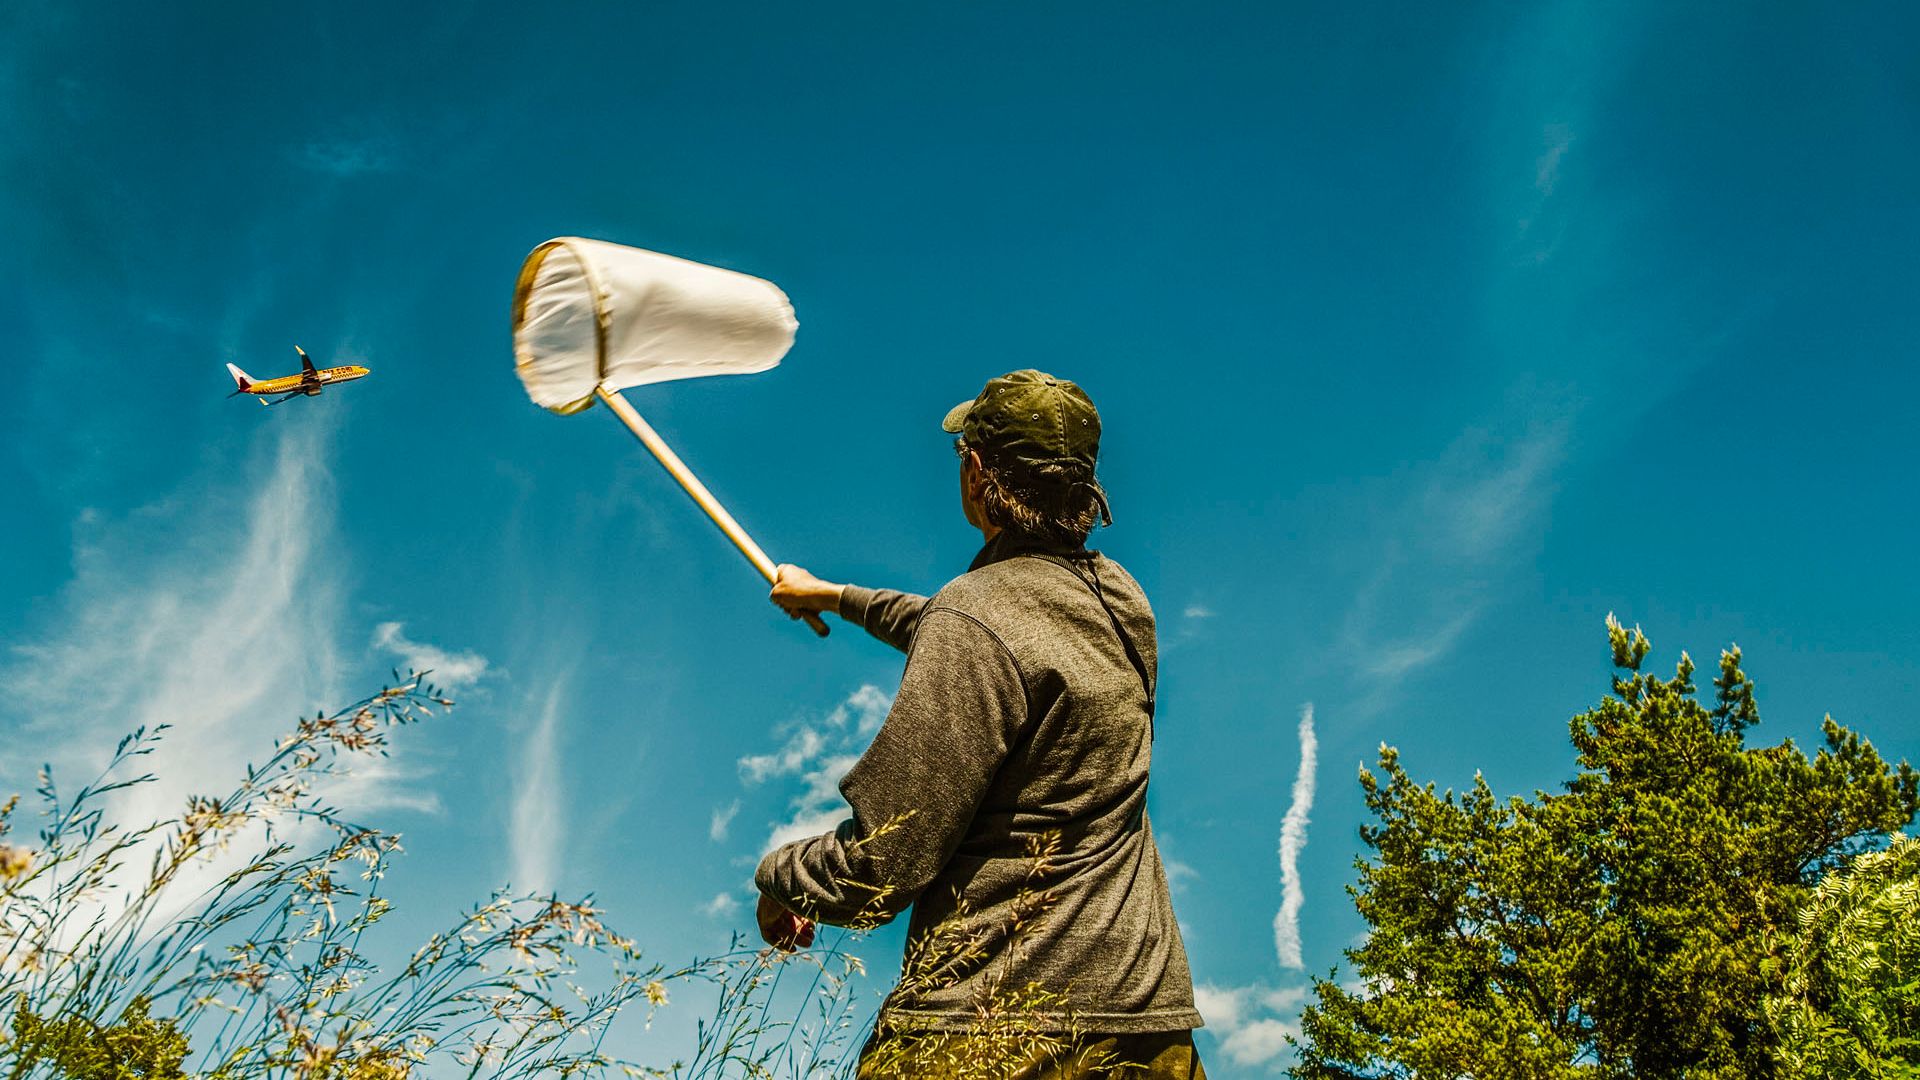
227 347 370 406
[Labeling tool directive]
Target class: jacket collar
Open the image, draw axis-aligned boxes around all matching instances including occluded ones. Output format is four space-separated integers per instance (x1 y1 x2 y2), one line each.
968 530 1094 573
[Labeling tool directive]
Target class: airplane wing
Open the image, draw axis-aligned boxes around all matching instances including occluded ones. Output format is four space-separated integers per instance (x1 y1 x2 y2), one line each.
296 346 318 383
261 390 312 406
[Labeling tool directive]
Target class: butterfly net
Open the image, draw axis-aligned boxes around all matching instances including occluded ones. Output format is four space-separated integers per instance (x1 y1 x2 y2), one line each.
511 237 798 414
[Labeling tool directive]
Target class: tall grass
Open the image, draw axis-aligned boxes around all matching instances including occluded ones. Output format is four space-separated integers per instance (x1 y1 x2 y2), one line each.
0 675 878 1079
1 676 1110 1079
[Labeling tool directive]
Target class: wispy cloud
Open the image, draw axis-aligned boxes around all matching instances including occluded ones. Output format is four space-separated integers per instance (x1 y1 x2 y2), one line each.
700 891 740 919
1164 600 1218 653
1163 857 1200 893
709 799 740 843
735 685 892 856
764 752 862 854
1153 830 1201 896
372 622 489 690
1195 982 1308 1070
1515 122 1574 265
291 135 397 178
1361 610 1478 679
826 684 892 737
1417 418 1566 558
0 420 450 923
1339 409 1568 689
7 422 342 803
509 676 569 893
738 726 827 784
1274 705 1317 970
1535 123 1574 197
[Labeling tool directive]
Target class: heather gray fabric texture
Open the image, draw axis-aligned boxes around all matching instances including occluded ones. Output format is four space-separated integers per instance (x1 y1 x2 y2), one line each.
755 533 1201 1035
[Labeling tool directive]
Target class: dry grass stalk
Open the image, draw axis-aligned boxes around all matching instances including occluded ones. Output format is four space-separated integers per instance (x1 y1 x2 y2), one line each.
815 830 1135 1078
0 674 693 1079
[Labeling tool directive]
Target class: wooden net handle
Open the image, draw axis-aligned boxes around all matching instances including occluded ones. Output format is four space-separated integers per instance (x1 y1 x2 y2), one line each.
596 386 830 637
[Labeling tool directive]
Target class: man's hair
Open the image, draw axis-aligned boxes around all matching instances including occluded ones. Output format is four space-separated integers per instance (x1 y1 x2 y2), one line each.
957 438 1105 548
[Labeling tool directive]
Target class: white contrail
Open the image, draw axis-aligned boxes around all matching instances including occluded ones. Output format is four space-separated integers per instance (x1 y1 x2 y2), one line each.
1274 704 1317 969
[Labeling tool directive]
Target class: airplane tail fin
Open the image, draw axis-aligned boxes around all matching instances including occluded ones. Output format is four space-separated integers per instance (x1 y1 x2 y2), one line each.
226 363 253 392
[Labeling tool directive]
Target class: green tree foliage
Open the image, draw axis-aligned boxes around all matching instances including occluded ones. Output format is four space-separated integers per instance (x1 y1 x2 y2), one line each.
1765 833 1920 1078
1294 619 1918 1080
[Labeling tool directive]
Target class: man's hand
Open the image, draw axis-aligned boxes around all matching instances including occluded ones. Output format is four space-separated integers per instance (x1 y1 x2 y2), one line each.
756 893 815 952
771 564 846 623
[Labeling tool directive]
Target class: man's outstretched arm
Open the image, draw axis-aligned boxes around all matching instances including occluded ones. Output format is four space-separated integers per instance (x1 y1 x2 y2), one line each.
771 564 928 652
754 608 1024 927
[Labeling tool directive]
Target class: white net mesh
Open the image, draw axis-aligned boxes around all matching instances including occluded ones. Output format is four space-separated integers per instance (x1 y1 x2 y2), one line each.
512 238 797 413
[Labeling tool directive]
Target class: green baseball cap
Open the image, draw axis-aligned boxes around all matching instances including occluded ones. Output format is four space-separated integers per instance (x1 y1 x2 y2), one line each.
941 368 1100 465
942 369 1111 522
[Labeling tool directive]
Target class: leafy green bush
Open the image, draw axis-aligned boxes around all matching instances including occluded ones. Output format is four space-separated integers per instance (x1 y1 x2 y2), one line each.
1766 833 1920 1078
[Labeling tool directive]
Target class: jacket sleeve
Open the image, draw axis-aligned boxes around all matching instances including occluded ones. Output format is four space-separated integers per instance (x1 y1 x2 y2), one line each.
755 609 1025 926
837 585 930 653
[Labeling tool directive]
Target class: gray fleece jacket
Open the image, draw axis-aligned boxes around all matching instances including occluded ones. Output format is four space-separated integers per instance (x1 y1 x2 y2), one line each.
754 532 1201 1035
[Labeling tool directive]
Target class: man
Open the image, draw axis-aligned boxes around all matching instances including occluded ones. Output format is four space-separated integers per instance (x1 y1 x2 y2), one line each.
761 370 1205 1078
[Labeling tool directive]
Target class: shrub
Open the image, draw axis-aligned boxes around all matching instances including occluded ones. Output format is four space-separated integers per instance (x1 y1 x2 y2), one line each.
1765 833 1920 1078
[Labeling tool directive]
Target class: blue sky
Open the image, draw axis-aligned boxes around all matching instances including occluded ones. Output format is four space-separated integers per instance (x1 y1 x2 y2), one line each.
3 1 1917 1071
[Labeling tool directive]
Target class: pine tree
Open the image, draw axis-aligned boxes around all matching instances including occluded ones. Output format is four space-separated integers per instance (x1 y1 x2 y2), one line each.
1293 619 1918 1079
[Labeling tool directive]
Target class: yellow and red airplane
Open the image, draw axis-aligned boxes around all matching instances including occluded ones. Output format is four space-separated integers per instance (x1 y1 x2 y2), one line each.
227 347 370 406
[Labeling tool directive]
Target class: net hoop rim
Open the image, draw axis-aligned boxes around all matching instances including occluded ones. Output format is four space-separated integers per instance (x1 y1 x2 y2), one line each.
511 237 606 416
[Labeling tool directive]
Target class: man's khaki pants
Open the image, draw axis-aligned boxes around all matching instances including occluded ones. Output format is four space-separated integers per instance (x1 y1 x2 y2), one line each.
855 1030 1207 1079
